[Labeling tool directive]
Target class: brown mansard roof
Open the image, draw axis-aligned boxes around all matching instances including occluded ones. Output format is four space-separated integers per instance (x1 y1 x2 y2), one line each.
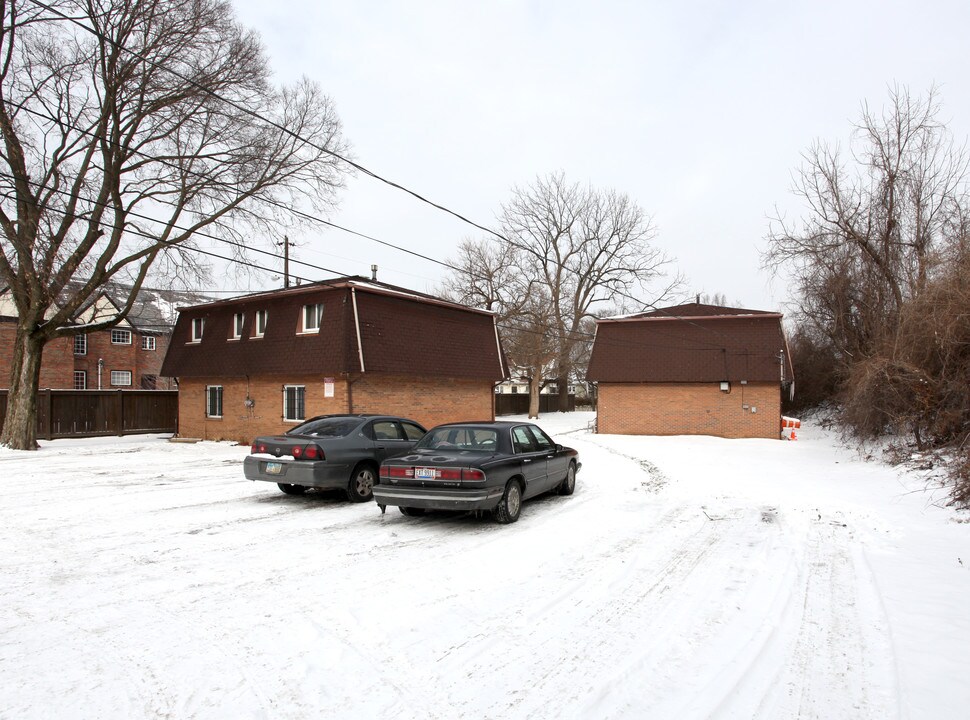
160 277 508 381
586 304 794 384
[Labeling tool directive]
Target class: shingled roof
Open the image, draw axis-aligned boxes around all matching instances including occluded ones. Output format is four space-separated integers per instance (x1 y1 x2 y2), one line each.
160 277 509 381
586 304 793 384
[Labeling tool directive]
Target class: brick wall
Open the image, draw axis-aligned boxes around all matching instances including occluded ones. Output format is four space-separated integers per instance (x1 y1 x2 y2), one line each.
351 374 494 430
177 375 351 442
597 382 781 439
0 322 74 389
177 373 496 442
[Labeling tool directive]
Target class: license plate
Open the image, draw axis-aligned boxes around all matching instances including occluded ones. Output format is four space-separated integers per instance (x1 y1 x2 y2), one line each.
265 462 283 475
415 467 436 479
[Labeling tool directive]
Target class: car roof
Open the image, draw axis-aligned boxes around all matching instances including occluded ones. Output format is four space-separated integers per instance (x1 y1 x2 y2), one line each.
429 421 532 429
299 413 421 423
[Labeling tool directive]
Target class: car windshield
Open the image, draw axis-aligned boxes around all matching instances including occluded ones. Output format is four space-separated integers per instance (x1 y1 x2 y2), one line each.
287 417 360 438
415 427 499 452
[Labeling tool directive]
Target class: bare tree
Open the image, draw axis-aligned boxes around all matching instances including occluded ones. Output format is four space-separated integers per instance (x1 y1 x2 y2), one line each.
501 172 674 411
766 86 968 360
765 86 970 462
0 0 349 448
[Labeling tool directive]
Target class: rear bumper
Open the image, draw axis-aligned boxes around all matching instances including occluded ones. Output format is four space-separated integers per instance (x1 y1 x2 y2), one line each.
372 484 505 512
243 456 351 488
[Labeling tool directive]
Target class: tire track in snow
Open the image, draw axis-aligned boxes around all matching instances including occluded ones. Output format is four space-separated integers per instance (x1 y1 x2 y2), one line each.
671 513 900 720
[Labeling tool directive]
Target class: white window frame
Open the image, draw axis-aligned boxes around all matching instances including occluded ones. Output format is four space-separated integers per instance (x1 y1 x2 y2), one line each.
190 318 204 343
205 385 224 418
282 385 305 422
301 303 323 334
231 312 244 340
110 370 132 387
74 334 87 356
111 328 132 345
73 370 87 390
254 310 268 338
142 335 156 351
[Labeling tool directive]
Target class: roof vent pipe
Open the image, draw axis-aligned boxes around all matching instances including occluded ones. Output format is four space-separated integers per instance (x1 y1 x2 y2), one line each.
371 264 378 282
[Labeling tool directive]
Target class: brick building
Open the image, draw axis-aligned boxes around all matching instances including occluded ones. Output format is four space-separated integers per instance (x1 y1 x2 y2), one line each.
586 303 794 439
1 285 205 391
160 277 509 442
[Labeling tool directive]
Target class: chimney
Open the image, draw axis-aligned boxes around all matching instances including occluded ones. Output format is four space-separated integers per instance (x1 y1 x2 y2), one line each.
371 264 378 282
696 293 700 304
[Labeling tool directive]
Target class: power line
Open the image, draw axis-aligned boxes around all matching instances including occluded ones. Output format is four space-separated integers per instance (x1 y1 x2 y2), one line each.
5 3 756 351
24 0 506 243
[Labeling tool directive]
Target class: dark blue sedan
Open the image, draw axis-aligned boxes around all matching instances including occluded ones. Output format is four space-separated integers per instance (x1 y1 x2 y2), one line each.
374 421 580 524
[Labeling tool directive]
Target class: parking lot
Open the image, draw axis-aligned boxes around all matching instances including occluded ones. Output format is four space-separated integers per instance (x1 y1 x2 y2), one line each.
1 413 968 719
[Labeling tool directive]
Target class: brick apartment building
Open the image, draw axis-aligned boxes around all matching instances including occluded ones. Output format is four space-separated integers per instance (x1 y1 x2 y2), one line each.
586 303 794 439
160 277 509 442
0 285 205 391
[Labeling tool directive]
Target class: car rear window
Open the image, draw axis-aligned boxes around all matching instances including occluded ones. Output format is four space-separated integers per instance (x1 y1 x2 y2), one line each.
417 427 498 451
287 417 360 437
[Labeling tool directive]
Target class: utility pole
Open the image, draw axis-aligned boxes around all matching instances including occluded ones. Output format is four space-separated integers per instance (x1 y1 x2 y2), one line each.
278 235 290 288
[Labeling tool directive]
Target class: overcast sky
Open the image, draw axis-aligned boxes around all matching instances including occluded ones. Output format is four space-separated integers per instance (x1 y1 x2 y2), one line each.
225 0 970 313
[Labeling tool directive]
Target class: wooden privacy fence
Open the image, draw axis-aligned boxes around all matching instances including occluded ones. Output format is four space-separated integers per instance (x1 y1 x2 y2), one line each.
0 389 178 440
495 393 575 416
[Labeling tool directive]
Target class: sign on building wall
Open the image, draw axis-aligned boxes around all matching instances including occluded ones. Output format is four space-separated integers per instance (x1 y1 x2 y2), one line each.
324 377 334 398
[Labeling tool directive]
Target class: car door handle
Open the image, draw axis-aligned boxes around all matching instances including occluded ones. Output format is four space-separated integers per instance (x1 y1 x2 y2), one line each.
546 454 554 459
523 458 532 463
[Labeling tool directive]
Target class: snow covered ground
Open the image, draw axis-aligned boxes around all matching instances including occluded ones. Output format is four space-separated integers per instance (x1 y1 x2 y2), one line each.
1 413 968 719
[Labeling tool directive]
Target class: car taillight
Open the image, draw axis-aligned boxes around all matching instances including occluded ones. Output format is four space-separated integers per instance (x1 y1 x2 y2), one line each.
437 468 462 480
302 444 324 460
251 443 267 454
382 466 414 478
461 468 485 481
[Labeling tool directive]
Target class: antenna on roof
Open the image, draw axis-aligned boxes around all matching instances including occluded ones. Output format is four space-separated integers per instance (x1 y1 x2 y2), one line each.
371 264 378 282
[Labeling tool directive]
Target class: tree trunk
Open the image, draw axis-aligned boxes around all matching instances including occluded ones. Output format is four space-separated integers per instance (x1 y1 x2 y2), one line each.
0 325 45 450
556 375 570 412
528 371 541 419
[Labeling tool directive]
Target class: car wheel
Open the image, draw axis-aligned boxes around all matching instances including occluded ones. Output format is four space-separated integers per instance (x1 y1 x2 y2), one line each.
399 506 425 517
494 480 522 524
558 462 576 496
278 483 306 495
347 463 378 502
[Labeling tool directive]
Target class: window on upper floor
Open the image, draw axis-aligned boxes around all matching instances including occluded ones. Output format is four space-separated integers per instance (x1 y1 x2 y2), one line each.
74 334 87 356
111 328 132 345
231 312 244 340
191 317 204 343
301 303 323 333
254 310 268 338
142 335 156 351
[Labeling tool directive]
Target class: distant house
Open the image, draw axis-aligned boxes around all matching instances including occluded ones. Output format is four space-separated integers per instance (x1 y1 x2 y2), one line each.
586 303 794 439
160 277 509 442
0 284 207 391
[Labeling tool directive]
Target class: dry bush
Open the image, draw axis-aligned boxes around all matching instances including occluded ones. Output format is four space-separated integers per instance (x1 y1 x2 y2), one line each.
782 327 841 415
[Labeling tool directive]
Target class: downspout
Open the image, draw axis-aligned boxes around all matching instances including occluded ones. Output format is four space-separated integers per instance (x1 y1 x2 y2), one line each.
493 317 506 422
351 288 365 373
492 316 504 378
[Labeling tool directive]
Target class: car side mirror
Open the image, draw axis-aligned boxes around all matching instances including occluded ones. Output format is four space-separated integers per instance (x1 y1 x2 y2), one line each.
555 443 563 451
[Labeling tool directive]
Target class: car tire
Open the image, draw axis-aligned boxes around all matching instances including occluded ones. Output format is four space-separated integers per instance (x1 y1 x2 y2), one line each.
399 506 425 517
347 463 378 503
278 483 306 495
493 480 522 524
558 462 576 496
